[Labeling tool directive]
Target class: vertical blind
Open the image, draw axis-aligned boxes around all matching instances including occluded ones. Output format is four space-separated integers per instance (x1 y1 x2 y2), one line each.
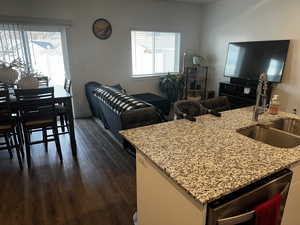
0 23 28 67
0 23 69 85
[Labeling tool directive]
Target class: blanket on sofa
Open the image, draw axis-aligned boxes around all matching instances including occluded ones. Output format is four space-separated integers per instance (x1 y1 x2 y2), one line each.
94 85 151 115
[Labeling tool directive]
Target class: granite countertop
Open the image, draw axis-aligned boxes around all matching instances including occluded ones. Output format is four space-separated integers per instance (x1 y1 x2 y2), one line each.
120 107 300 204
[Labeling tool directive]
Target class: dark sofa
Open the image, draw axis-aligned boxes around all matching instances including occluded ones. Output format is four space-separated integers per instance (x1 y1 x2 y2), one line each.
85 82 163 146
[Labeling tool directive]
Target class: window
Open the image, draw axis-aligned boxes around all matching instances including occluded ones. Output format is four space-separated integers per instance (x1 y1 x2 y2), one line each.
0 23 69 86
131 30 181 77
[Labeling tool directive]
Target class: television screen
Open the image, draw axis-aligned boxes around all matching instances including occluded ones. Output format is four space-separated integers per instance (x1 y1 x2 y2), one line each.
224 40 290 83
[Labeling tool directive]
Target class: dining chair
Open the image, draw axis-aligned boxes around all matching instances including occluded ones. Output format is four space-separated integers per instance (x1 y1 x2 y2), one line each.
200 96 231 112
57 78 72 133
0 82 7 90
64 78 72 93
174 99 208 120
37 76 49 88
0 89 23 170
15 87 62 168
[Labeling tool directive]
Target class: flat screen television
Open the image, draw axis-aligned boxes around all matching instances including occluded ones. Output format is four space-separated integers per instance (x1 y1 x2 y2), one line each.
224 40 290 83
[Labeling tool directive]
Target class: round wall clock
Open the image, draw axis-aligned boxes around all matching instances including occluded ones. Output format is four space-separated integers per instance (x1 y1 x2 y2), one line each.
92 18 112 40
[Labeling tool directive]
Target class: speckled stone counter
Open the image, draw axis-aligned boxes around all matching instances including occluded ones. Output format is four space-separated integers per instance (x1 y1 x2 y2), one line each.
120 107 300 204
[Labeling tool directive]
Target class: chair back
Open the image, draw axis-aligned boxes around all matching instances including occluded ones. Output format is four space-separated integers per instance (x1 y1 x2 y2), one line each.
174 100 208 119
200 96 231 112
37 76 49 88
0 82 8 90
0 89 13 124
64 78 71 93
15 87 56 123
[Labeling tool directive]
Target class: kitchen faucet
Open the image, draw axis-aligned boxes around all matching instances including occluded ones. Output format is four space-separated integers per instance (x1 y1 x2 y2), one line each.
252 73 268 121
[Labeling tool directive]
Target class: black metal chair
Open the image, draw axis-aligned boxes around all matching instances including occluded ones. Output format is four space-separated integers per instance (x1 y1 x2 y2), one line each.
0 89 23 170
200 96 231 112
174 100 208 120
15 87 62 168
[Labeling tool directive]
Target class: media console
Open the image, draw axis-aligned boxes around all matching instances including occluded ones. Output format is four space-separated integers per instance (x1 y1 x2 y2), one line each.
219 79 272 109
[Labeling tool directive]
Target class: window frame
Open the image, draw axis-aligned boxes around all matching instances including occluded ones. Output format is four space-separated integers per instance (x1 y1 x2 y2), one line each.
130 29 181 78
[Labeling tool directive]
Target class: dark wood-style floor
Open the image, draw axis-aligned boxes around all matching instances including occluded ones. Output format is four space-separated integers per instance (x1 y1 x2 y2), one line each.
0 119 137 225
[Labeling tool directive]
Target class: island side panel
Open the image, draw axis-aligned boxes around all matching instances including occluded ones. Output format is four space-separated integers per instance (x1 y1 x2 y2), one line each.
282 162 300 225
136 152 206 225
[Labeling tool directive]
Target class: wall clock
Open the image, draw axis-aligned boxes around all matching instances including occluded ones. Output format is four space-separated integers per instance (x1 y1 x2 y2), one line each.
92 18 112 40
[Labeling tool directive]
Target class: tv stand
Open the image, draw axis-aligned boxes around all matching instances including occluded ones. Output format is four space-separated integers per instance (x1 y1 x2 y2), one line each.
219 79 272 109
230 77 258 87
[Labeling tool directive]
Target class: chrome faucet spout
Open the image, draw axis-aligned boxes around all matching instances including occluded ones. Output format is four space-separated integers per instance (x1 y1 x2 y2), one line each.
253 73 268 121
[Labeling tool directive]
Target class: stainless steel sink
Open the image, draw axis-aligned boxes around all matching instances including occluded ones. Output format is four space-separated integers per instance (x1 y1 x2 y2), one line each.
269 118 300 136
237 124 300 148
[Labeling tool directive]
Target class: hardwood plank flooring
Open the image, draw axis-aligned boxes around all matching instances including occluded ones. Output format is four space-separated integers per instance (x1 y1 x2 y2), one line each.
0 119 137 225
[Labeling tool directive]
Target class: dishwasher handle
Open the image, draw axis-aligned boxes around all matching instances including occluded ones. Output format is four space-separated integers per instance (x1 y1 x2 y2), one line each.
217 183 290 225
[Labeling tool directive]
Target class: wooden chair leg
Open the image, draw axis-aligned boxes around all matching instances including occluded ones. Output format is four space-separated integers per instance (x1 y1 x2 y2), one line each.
60 115 65 132
12 129 23 170
24 128 31 169
53 125 63 162
17 122 24 143
4 135 13 159
17 123 25 158
42 128 48 152
65 114 69 132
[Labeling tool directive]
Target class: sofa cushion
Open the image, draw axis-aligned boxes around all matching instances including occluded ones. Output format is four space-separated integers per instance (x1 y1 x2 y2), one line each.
94 85 150 115
109 84 127 94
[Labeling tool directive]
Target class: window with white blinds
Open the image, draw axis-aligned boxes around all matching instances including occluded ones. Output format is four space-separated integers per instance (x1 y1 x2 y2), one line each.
0 23 69 86
131 30 181 77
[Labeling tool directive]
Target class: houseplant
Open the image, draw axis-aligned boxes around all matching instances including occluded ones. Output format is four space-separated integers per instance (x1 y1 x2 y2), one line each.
0 58 43 89
18 70 42 89
159 73 185 103
0 59 20 85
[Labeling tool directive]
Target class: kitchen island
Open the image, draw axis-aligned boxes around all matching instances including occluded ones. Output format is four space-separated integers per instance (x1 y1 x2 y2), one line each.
120 107 300 225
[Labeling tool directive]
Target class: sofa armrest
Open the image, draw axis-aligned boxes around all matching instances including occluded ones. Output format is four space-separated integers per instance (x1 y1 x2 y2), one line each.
120 106 163 130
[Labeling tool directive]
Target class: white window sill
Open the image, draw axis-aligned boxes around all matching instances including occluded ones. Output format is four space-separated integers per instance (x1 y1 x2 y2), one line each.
131 73 168 79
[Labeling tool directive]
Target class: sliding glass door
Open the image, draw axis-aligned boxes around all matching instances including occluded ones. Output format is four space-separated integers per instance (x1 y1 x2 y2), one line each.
0 24 69 86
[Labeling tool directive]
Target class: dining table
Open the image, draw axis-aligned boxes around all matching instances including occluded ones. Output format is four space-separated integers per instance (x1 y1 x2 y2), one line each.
9 85 77 158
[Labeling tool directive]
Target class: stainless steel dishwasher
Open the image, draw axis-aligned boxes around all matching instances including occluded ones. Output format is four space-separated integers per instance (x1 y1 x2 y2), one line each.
206 169 292 225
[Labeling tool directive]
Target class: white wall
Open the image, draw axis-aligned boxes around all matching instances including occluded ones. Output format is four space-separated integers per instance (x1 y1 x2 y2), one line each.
200 0 300 113
0 0 203 117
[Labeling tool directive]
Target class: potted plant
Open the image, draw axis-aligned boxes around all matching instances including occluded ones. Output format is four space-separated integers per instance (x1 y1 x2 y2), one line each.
0 58 43 89
0 59 20 85
18 71 42 89
159 73 185 103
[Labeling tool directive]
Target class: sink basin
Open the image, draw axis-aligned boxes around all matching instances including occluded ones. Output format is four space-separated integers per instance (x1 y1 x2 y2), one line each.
269 118 300 136
237 125 300 148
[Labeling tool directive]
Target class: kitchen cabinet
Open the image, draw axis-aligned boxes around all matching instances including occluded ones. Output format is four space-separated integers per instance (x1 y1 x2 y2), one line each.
122 108 300 225
282 162 300 225
137 151 298 225
136 152 206 225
